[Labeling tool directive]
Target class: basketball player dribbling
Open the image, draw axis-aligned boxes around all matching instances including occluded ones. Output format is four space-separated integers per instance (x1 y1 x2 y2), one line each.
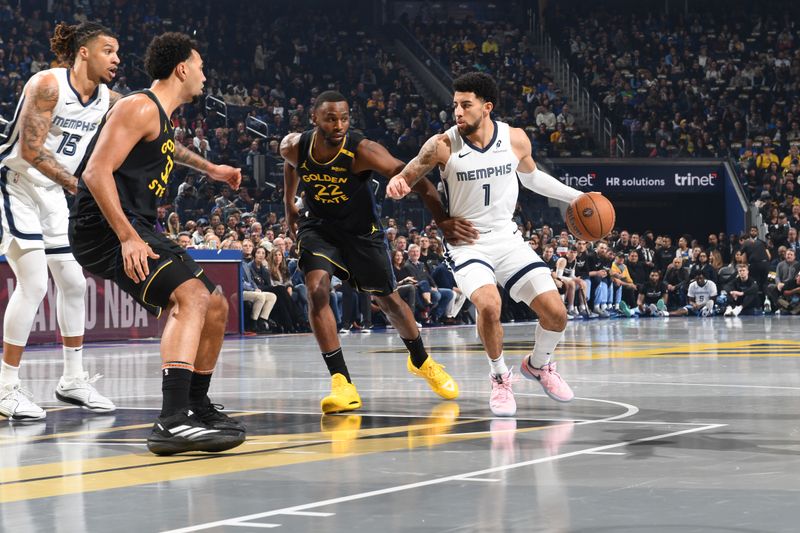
387 72 584 416
0 22 122 420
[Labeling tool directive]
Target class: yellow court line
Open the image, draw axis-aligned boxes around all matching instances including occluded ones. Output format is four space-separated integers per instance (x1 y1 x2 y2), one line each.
0 417 478 486
417 339 800 361
0 420 566 504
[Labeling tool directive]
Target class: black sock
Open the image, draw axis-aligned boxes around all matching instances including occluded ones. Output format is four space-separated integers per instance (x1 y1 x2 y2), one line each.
160 363 193 417
403 335 429 368
189 372 212 409
322 347 350 382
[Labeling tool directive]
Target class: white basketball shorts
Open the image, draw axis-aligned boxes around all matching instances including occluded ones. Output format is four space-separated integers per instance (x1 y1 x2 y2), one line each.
0 168 73 259
445 221 556 303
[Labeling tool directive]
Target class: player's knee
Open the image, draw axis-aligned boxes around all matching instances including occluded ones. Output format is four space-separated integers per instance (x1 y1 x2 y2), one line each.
306 281 330 310
545 307 568 331
60 275 86 301
173 280 211 313
475 301 501 323
15 274 48 304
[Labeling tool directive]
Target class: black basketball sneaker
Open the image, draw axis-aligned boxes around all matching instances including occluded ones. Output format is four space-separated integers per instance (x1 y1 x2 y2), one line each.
147 409 245 456
191 399 247 432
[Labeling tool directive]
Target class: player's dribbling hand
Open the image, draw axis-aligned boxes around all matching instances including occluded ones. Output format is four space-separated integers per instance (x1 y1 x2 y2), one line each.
121 238 160 283
438 217 479 245
386 176 412 199
210 164 242 190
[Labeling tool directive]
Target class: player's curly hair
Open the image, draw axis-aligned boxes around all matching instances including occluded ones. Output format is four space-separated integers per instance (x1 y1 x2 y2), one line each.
50 21 116 66
143 32 198 81
452 72 498 106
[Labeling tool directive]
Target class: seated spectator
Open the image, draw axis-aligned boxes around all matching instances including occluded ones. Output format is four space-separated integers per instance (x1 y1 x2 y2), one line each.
610 252 637 315
688 250 717 284
777 271 800 315
664 257 689 309
241 256 278 334
391 249 417 314
721 264 760 316
766 249 800 313
665 272 717 317
267 246 308 330
636 270 668 317
399 244 453 324
249 246 302 333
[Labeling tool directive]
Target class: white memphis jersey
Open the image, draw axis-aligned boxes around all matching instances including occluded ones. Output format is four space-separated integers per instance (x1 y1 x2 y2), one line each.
440 120 520 232
688 280 717 303
0 68 109 188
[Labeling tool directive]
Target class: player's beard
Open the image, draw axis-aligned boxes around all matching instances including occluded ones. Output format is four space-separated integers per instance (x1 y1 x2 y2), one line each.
458 116 481 136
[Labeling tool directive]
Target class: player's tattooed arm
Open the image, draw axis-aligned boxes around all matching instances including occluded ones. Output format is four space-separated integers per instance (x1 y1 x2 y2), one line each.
18 73 78 194
386 134 448 200
175 142 241 189
174 142 212 172
396 134 445 187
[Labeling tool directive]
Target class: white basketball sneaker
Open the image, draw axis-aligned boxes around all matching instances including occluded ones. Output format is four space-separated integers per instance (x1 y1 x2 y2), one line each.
55 372 116 412
0 382 46 420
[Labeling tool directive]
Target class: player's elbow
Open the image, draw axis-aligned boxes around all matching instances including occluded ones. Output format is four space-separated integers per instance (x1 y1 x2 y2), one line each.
81 165 102 190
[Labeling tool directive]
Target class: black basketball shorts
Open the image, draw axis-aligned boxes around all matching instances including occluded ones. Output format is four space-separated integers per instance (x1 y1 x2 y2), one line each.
69 215 216 317
296 218 396 297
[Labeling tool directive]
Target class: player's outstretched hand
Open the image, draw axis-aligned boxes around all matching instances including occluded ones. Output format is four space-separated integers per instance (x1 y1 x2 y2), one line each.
438 217 479 245
121 237 160 283
386 176 412 199
209 164 242 190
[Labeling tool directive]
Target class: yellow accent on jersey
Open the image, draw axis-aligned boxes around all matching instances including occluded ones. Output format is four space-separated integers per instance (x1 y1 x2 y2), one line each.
308 131 348 166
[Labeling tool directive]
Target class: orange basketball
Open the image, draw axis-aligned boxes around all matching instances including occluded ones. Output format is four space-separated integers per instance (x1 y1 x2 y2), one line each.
565 193 616 241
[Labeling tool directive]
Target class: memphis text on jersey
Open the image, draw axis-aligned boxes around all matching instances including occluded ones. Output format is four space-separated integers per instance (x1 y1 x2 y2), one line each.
149 138 175 198
300 171 350 204
52 115 98 133
456 163 513 182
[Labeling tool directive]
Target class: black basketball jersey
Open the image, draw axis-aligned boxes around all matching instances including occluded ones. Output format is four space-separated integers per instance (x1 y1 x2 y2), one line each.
296 129 378 233
72 90 174 226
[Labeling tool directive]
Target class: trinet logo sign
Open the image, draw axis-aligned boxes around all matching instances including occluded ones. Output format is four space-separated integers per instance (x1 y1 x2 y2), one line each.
674 172 718 187
560 172 596 188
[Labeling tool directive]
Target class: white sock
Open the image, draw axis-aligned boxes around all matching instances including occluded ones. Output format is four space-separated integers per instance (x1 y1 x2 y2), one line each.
530 323 565 368
488 353 509 377
0 361 20 386
62 346 84 378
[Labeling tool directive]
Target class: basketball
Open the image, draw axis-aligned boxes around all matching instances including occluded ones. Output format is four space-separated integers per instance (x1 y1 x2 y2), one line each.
565 193 615 242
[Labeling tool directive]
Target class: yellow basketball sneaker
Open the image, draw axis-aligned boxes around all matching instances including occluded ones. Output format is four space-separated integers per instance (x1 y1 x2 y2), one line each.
406 357 459 400
320 374 362 414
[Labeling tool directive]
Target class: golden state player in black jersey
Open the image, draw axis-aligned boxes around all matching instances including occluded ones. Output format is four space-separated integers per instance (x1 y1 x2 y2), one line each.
281 92 476 414
69 33 244 455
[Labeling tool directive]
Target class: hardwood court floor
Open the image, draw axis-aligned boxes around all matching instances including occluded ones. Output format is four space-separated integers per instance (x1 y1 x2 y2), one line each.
1 316 799 532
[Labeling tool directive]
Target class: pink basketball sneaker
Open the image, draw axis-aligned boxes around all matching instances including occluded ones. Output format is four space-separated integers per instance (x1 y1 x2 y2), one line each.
489 370 516 417
520 356 575 402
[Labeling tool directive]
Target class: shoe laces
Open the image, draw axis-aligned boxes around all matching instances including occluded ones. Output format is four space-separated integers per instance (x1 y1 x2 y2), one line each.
424 361 447 381
71 372 103 386
491 374 514 399
1 383 33 400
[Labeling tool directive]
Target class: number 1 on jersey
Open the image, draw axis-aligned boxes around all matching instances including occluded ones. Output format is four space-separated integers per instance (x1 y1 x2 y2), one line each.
482 183 490 206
